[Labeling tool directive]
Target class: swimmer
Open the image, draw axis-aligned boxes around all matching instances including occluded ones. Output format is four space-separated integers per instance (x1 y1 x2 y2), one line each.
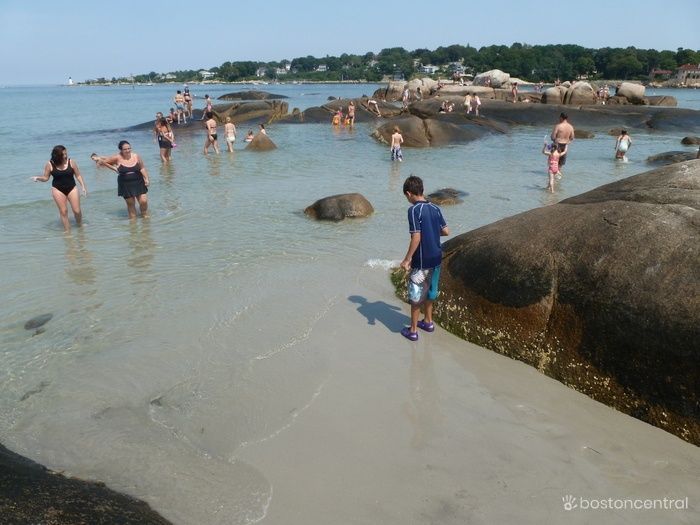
347 101 355 126
32 145 87 232
245 130 254 142
259 123 267 135
224 117 237 152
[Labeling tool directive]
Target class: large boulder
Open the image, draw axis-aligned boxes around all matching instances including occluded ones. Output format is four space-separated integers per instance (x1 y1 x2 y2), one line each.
407 77 438 98
473 69 510 88
542 86 567 104
304 193 374 221
371 114 499 148
617 82 646 104
563 82 597 105
646 95 677 107
429 161 700 445
373 81 407 102
427 188 468 205
245 133 277 151
681 136 700 145
212 100 289 124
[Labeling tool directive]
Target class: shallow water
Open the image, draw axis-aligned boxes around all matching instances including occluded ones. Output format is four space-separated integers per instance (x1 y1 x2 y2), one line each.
1 84 699 523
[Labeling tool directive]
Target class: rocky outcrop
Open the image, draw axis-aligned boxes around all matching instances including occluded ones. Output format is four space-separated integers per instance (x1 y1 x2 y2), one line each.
681 136 700 145
214 100 289 124
371 114 503 148
473 69 510 88
304 193 374 221
573 129 595 139
0 443 171 524
646 150 697 165
218 91 288 100
423 161 700 444
617 82 646 104
646 95 677 107
245 133 277 151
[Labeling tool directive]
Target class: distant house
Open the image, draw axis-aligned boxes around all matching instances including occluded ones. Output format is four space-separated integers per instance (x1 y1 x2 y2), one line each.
199 70 215 79
256 67 268 77
419 64 440 75
649 68 673 81
163 73 176 80
316 64 328 73
675 63 700 85
275 68 288 76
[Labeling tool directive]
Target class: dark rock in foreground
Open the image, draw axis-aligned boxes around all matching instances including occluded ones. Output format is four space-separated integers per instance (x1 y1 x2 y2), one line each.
218 90 288 101
681 136 700 145
0 443 171 524
646 150 697 165
428 161 700 445
304 193 374 221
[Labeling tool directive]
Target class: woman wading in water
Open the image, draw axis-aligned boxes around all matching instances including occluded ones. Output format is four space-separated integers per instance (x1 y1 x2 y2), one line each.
32 145 87 231
91 140 150 219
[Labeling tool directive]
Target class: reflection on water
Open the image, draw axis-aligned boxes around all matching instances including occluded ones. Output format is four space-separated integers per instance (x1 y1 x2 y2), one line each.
63 229 96 287
126 220 156 281
388 162 402 192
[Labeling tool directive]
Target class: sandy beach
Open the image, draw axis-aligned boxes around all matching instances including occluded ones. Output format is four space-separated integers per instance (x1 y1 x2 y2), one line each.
222 267 699 525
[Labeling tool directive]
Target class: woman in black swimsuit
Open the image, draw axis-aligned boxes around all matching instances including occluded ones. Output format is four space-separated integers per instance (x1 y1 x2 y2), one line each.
32 145 87 231
91 140 150 219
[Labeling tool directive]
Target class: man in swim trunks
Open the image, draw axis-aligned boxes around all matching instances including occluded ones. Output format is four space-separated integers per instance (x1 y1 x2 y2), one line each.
551 112 575 173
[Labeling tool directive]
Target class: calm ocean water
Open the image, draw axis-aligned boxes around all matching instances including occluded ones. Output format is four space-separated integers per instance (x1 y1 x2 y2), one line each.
1 83 698 523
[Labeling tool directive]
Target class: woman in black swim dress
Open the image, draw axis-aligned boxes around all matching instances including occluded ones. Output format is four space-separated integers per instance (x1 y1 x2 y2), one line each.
32 145 87 231
91 140 150 219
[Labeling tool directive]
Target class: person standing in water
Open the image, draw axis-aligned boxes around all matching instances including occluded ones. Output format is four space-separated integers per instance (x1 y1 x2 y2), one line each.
551 112 575 175
91 140 149 219
542 141 567 193
32 145 87 231
615 129 632 160
391 126 404 162
224 117 237 153
204 112 220 154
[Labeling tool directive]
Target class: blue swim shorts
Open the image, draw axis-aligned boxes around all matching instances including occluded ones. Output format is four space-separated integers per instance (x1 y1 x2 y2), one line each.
407 265 441 304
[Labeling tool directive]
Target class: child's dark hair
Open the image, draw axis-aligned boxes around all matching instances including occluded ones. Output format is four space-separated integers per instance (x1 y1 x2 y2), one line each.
403 175 423 196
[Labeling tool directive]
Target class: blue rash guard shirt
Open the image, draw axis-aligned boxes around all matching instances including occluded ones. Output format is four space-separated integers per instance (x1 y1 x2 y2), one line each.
407 200 447 270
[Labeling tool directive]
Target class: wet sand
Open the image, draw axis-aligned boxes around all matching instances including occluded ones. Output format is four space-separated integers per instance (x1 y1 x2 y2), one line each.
234 267 699 525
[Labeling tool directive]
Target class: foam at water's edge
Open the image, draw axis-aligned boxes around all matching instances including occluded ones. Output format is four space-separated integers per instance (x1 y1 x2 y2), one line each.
364 258 400 271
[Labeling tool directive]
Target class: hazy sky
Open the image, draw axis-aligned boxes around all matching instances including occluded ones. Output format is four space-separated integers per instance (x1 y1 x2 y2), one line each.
2 0 698 84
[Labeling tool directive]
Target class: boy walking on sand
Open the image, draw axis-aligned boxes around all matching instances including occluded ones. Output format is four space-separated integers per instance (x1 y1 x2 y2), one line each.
399 175 449 341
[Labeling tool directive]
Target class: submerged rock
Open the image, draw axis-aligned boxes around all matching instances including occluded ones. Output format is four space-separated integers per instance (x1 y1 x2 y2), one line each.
420 161 700 445
24 313 53 330
427 188 468 205
681 136 700 145
218 91 288 101
304 193 374 221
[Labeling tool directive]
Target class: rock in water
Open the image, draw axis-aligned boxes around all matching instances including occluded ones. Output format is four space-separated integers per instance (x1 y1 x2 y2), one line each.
432 161 700 445
24 313 53 330
304 193 374 221
646 151 697 166
245 133 277 151
428 188 468 205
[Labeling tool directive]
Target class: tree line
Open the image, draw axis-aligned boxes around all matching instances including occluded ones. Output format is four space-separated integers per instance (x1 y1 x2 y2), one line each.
93 44 700 85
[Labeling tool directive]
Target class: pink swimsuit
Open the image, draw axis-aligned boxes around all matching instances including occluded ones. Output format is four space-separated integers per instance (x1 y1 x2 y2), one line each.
548 154 559 173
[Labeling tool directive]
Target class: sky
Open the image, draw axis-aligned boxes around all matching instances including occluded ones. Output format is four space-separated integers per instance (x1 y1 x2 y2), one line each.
1 0 699 85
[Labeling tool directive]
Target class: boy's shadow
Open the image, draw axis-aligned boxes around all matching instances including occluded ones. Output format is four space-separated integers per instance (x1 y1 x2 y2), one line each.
348 295 409 333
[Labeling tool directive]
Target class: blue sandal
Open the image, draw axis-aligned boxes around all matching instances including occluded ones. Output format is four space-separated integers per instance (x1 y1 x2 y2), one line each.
417 320 435 332
401 327 418 341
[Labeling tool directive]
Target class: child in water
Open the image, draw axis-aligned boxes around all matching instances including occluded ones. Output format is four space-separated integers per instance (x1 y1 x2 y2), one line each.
245 130 254 142
615 130 632 161
391 126 404 162
542 141 567 193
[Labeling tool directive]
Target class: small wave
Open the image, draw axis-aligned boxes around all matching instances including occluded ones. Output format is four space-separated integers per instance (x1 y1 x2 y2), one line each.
364 258 400 271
